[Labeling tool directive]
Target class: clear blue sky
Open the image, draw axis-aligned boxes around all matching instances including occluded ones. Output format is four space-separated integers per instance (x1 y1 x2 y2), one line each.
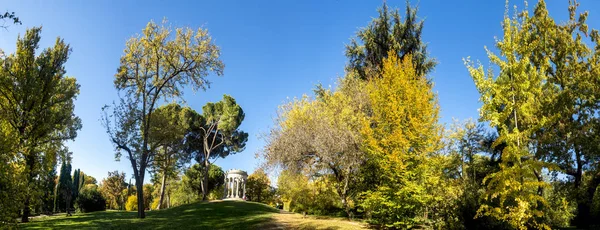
1 1 598 184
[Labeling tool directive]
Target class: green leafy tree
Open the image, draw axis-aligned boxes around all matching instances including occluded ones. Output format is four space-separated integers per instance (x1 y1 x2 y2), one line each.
345 1 436 79
185 163 224 199
72 169 84 204
168 174 198 207
102 19 224 218
517 1 600 227
149 103 194 209
0 27 81 222
246 169 271 203
100 171 127 210
187 95 247 200
57 159 73 216
40 163 58 214
74 186 106 213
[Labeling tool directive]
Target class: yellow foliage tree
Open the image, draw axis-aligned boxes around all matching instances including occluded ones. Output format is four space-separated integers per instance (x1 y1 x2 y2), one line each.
360 51 446 228
125 195 138 211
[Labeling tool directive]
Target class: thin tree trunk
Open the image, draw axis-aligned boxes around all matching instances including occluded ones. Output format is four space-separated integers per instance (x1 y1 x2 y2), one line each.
203 159 210 200
157 173 167 210
66 195 72 216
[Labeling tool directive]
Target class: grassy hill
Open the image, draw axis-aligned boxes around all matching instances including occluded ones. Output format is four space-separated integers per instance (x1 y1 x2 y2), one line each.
21 201 366 229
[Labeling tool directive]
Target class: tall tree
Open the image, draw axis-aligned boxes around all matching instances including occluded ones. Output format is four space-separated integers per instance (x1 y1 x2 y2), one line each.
57 159 73 216
72 169 82 204
0 27 81 222
102 19 224 218
187 95 247 200
345 1 436 79
520 1 600 227
464 2 562 228
360 52 444 228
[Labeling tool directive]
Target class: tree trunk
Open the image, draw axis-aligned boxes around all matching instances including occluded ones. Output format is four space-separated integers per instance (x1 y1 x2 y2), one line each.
157 173 167 210
136 170 145 218
136 181 145 217
66 196 71 216
22 154 36 223
21 196 30 222
576 173 600 228
202 159 210 201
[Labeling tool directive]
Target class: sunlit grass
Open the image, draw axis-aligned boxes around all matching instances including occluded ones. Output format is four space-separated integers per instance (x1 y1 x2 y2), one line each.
21 201 367 229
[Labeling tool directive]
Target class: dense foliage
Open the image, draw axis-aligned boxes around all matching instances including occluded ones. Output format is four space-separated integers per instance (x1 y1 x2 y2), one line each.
246 169 272 203
185 163 225 199
74 186 106 213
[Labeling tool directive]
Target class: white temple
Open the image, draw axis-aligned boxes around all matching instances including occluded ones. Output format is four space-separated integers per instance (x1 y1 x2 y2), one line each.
223 169 248 200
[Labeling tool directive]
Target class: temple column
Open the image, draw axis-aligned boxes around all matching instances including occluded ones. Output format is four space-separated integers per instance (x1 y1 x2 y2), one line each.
233 179 237 198
235 179 240 198
228 178 232 198
230 178 234 198
243 179 246 199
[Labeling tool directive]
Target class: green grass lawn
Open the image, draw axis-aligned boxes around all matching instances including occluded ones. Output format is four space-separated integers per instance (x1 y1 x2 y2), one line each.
21 201 366 230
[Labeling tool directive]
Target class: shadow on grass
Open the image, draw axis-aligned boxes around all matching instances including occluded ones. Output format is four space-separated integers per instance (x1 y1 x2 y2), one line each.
22 201 280 230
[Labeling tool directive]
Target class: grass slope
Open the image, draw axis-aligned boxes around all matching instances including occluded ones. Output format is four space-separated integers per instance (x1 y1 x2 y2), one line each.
21 201 366 230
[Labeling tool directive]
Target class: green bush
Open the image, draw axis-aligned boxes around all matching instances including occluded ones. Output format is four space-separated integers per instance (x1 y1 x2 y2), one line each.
74 187 106 213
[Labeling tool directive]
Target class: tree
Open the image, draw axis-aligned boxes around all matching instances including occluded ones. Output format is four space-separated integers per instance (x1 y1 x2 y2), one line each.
100 171 127 210
345 1 435 79
72 169 85 204
262 75 369 217
148 103 194 209
0 27 81 222
517 1 600 227
143 184 154 210
40 162 58 214
187 95 247 200
246 169 271 203
57 160 73 216
464 2 567 228
359 52 445 228
74 186 106 213
84 175 98 186
102 19 224 218
185 163 224 199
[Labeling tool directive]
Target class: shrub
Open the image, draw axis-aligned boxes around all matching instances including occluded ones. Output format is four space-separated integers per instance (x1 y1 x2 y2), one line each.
74 187 106 213
125 195 138 211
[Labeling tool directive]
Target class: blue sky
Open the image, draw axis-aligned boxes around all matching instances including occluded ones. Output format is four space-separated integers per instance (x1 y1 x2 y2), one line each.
1 1 598 184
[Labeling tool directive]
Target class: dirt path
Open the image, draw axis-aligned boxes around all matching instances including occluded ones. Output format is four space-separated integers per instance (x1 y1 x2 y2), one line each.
262 211 367 230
